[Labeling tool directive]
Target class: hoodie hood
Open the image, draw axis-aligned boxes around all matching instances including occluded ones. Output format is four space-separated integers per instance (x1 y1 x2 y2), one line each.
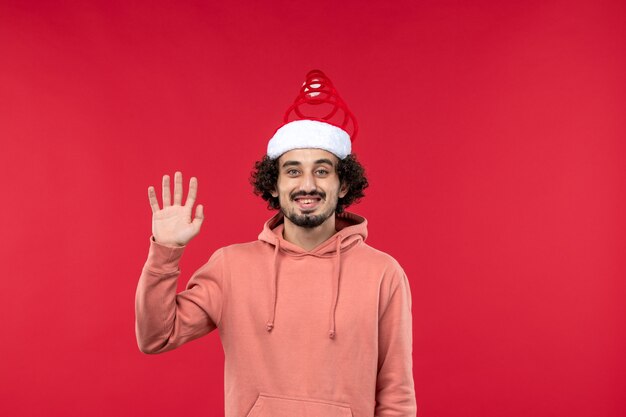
257 211 368 339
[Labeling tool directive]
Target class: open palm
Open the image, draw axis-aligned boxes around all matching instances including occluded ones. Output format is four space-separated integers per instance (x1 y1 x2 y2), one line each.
148 171 204 246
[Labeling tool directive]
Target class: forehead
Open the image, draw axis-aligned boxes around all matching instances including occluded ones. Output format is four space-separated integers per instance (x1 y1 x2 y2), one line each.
278 148 339 166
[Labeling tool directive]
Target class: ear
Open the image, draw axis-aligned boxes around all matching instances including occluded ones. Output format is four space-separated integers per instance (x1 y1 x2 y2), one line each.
270 186 278 198
339 182 349 198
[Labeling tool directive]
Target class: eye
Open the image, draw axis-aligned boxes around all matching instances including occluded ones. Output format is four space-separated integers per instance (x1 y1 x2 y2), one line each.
316 169 329 175
286 169 300 176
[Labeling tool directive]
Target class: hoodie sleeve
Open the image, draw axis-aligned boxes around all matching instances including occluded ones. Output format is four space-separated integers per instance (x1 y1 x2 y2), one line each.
375 266 417 417
135 236 225 354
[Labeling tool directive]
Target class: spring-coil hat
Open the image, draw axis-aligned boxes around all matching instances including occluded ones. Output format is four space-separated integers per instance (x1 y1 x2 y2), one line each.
267 69 358 160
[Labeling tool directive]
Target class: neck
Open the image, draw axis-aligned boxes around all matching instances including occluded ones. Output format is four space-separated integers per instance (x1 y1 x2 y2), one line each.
282 214 337 251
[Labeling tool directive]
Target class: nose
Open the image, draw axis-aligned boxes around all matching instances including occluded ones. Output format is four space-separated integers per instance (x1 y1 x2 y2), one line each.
299 171 317 193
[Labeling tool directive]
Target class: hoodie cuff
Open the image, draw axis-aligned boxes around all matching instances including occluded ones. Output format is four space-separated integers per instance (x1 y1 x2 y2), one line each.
144 235 186 274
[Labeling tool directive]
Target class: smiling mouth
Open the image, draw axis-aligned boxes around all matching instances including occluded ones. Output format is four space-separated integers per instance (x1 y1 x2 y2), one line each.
293 196 322 210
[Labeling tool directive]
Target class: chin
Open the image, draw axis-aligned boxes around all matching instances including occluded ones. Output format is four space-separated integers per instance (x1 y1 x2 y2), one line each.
283 208 334 229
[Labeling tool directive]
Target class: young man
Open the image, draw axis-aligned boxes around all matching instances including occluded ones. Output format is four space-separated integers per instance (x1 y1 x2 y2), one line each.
135 70 417 416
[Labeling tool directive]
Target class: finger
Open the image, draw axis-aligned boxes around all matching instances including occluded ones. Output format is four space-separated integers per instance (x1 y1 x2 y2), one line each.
173 171 183 205
184 177 198 209
192 204 204 229
162 175 171 207
148 186 160 213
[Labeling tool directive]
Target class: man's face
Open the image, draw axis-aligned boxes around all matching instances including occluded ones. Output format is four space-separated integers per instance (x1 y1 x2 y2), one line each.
271 148 348 228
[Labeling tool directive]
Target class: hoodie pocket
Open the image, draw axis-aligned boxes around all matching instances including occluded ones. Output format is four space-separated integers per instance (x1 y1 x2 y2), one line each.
245 392 353 417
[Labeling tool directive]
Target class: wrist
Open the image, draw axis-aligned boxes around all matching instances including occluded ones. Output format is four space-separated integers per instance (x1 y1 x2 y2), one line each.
151 235 186 247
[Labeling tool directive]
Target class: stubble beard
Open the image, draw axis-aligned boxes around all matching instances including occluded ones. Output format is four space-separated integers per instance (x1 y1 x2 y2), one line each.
281 196 338 228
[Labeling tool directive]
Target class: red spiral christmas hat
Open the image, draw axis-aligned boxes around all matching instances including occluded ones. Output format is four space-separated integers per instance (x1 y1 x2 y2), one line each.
267 69 358 159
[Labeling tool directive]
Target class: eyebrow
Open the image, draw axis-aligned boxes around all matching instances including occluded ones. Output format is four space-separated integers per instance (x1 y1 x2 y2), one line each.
281 158 335 168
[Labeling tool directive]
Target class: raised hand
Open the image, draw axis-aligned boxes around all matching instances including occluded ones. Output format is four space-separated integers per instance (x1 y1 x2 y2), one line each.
148 171 204 246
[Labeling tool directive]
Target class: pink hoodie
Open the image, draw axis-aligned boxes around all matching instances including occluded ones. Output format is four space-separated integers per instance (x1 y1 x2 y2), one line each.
135 211 417 416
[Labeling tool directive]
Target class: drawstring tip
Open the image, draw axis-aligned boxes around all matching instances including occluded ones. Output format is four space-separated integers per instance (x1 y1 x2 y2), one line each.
328 330 335 339
266 321 274 332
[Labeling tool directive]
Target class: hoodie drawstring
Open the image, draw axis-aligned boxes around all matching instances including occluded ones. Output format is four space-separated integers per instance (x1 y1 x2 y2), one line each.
328 235 342 339
266 237 280 333
265 234 343 340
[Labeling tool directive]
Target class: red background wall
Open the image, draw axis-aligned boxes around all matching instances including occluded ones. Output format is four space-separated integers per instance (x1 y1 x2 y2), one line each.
1 1 624 416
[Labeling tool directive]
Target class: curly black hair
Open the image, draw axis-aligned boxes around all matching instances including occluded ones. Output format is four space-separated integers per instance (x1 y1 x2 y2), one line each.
250 153 368 214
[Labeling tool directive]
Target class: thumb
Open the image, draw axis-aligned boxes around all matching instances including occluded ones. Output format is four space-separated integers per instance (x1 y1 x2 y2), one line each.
192 204 204 229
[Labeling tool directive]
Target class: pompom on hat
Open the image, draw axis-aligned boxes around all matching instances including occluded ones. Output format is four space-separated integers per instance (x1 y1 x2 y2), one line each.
267 69 358 160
